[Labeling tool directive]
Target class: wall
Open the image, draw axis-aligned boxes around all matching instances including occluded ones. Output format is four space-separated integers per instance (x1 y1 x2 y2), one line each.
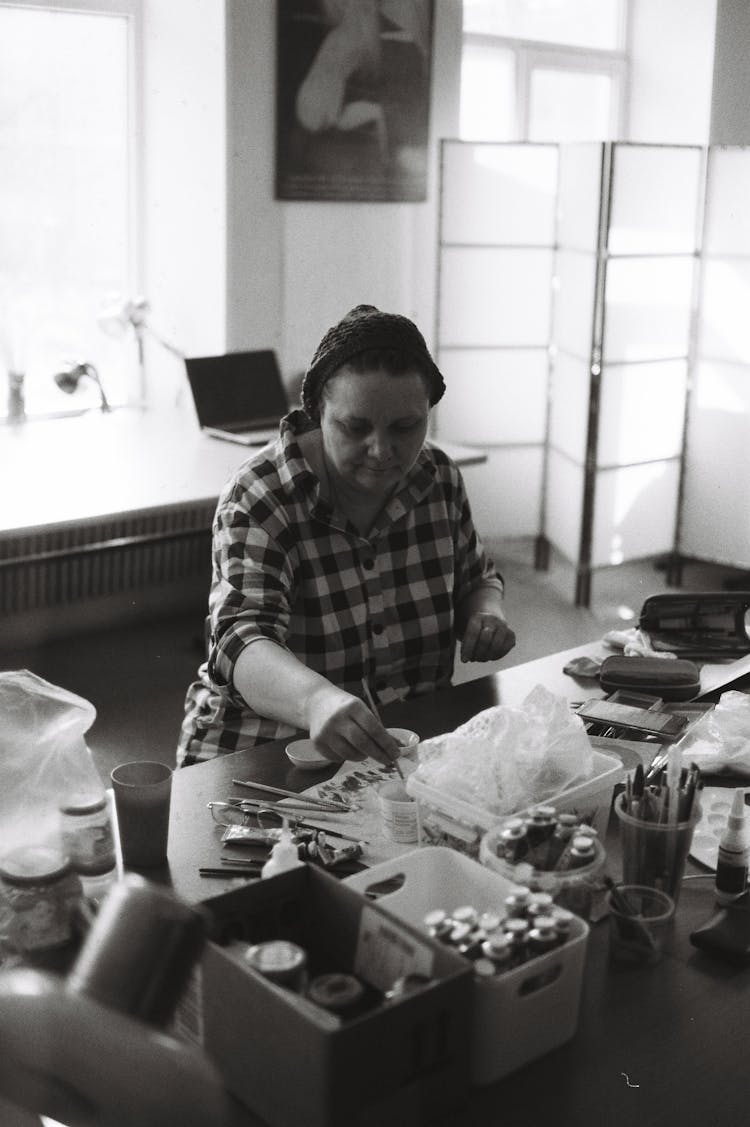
627 0 716 144
710 0 750 143
140 0 719 401
224 0 462 387
141 0 227 404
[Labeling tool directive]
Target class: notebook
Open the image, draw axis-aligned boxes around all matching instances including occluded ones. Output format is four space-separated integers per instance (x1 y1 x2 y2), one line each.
184 350 289 446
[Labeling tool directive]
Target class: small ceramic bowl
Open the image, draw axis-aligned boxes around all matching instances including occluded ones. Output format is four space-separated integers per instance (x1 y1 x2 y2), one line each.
386 728 420 752
285 739 331 771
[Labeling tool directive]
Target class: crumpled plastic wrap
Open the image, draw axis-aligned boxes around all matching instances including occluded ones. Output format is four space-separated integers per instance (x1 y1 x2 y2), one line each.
602 627 678 658
677 691 750 776
0 669 102 854
411 684 595 817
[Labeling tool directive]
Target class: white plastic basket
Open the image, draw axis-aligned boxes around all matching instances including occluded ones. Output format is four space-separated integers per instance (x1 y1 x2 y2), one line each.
345 846 589 1085
406 749 625 858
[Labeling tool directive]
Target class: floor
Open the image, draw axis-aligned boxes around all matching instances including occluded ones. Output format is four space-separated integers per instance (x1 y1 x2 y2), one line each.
1 538 745 788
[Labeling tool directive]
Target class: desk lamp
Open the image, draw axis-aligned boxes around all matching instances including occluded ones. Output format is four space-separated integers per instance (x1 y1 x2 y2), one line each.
0 875 228 1127
53 362 110 413
98 296 184 403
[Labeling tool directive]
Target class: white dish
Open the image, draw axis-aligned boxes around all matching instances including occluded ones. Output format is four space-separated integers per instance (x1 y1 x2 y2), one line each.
285 739 331 771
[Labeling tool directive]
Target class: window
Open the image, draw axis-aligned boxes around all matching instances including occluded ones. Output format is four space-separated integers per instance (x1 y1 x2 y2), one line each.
0 0 139 421
460 0 627 143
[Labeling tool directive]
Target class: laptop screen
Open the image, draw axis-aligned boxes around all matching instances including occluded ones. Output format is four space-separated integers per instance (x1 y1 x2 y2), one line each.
184 350 288 430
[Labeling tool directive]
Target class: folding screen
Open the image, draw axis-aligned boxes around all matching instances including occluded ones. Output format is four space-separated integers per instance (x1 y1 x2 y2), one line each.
434 142 558 543
553 142 703 603
679 147 750 570
435 140 704 606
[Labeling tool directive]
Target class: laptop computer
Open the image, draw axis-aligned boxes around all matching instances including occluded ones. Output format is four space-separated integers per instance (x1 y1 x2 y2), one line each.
184 349 289 446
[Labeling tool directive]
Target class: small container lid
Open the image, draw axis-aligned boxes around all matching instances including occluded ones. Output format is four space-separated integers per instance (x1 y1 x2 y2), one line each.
60 792 108 816
307 972 365 1014
0 844 70 884
246 940 306 977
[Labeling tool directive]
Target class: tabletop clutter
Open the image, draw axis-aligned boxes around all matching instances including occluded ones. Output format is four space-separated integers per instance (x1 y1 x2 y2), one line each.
2 637 750 1127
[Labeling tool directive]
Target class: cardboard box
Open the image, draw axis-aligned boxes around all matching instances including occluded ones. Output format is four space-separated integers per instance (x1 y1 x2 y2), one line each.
346 847 590 1085
174 865 472 1127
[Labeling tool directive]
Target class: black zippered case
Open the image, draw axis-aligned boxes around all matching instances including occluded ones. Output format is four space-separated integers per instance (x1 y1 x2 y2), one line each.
599 655 701 701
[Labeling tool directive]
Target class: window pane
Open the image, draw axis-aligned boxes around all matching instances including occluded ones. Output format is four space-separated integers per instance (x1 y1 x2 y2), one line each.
529 68 614 141
463 0 623 50
0 6 132 419
460 43 516 140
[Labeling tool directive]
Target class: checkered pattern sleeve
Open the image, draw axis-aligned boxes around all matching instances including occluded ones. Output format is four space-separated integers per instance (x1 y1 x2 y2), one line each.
207 472 298 698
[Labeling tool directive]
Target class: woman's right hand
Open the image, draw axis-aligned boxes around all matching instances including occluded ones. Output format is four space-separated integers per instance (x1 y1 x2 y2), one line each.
306 685 399 768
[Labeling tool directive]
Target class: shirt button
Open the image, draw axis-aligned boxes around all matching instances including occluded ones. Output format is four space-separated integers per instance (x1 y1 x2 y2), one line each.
362 558 374 570
372 623 383 636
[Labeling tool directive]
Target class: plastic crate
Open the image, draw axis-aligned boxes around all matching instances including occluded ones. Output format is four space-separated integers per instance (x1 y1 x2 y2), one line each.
345 847 589 1085
406 749 625 859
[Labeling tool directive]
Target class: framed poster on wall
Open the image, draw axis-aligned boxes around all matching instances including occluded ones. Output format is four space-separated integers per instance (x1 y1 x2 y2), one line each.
275 0 434 202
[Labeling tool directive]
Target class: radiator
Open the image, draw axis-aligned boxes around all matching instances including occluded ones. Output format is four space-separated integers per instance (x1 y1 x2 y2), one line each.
0 503 215 616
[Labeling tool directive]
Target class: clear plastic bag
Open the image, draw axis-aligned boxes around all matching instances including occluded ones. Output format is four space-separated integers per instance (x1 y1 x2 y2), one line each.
412 684 594 817
0 670 102 853
678 691 750 776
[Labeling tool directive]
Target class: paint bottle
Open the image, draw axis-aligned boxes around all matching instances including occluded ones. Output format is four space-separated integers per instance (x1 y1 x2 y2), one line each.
715 789 749 906
261 818 305 879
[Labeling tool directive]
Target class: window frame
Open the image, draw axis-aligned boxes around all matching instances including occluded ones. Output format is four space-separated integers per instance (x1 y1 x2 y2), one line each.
461 1 631 143
0 0 143 420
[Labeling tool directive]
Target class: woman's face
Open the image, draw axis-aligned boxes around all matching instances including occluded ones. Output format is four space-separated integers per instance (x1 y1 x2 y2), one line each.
319 366 430 498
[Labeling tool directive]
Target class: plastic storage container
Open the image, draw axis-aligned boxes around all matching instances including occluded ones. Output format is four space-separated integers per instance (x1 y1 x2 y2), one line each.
479 821 607 919
345 847 589 1085
406 749 624 859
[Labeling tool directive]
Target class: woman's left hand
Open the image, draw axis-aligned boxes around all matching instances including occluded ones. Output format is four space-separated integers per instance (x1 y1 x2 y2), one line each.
460 612 516 663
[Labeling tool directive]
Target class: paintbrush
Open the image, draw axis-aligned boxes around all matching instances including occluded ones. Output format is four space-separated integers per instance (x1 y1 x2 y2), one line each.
231 779 351 811
362 679 405 781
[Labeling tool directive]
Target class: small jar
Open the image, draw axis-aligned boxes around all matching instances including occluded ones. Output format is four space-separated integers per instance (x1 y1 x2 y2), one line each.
0 845 83 965
245 940 308 991
307 972 371 1018
60 793 117 877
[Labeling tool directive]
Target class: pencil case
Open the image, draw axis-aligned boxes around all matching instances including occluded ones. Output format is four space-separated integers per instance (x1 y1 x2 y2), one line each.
599 656 700 701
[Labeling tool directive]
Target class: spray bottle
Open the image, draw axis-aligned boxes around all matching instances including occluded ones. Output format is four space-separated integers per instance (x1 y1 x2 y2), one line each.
261 818 304 879
715 789 749 906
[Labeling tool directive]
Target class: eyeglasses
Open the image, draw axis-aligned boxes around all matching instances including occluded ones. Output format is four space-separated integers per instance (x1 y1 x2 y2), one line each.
207 800 364 847
207 801 291 830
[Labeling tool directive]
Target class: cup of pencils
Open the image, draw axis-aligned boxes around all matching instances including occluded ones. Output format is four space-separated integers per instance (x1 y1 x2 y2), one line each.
614 751 702 903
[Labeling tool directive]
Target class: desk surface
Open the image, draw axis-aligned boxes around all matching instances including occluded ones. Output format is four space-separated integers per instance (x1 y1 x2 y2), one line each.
0 408 487 537
161 643 750 1127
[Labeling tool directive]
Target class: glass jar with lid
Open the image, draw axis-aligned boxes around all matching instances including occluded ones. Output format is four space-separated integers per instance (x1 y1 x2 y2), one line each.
0 844 83 968
60 792 117 903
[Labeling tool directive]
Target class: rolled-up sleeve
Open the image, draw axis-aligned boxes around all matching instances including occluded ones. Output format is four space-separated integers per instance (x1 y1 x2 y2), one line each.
207 482 296 696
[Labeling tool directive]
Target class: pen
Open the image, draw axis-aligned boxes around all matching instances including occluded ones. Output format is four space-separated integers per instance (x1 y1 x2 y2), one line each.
362 678 405 781
199 867 261 878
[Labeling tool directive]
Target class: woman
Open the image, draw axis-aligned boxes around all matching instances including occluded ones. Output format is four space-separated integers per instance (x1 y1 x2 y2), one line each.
178 305 515 767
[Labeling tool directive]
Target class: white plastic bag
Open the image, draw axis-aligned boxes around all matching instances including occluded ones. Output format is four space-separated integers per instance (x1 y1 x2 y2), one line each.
0 669 102 853
412 684 594 817
678 691 750 776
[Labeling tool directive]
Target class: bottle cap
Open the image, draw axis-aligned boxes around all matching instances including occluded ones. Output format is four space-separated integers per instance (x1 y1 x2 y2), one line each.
727 789 747 831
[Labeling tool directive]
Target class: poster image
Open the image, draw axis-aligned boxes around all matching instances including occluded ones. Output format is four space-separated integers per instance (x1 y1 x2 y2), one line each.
275 0 434 202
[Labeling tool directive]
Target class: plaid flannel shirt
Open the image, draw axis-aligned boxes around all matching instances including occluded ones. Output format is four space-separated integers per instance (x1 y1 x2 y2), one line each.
178 411 503 764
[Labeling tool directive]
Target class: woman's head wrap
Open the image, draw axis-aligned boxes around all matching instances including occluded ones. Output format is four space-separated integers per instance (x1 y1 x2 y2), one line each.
301 304 445 420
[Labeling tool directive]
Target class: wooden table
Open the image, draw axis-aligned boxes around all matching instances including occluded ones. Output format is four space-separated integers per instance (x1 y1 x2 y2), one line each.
161 643 750 1127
